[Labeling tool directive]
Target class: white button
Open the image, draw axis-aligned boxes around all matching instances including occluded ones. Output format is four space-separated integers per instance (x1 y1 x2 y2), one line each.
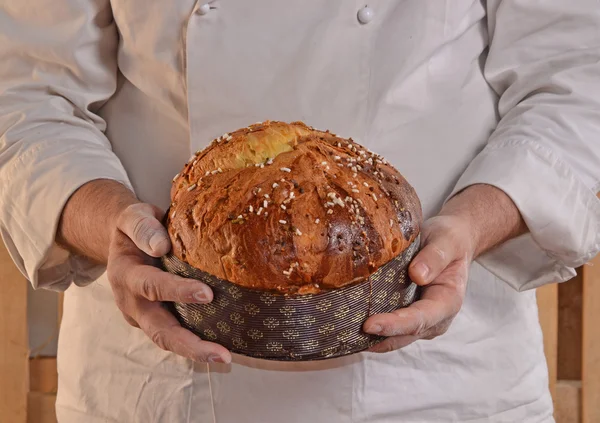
357 6 374 24
197 3 211 15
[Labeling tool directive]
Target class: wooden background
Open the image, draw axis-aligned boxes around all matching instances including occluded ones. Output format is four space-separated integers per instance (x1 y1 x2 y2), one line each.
1 240 599 422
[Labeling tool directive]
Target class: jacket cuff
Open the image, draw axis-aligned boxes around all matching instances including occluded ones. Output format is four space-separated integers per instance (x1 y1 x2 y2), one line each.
0 139 133 291
448 139 600 291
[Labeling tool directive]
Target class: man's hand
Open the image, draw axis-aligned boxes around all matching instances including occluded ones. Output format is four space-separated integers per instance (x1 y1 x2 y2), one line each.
107 203 232 363
58 179 232 364
363 184 528 352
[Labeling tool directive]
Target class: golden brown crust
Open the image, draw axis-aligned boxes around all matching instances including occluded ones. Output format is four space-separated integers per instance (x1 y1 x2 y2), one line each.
167 121 422 294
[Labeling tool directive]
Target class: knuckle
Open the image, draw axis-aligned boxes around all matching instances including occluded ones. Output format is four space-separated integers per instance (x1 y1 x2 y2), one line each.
131 215 154 244
150 329 169 350
113 293 128 312
437 325 449 336
425 320 451 339
106 266 118 284
118 204 144 229
447 292 464 315
452 298 464 315
106 258 124 281
113 291 135 317
122 313 139 328
373 340 394 353
429 244 446 263
413 319 427 336
381 342 395 353
107 268 126 294
411 308 428 335
433 325 448 337
140 276 159 301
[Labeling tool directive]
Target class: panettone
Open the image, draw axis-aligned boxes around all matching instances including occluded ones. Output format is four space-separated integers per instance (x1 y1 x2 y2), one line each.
167 121 422 295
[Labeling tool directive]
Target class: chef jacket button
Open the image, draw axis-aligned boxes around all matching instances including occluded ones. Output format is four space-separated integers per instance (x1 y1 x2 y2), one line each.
196 3 211 15
357 6 374 24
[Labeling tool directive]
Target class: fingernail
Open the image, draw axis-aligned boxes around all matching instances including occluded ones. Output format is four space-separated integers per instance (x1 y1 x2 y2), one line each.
192 285 212 303
149 233 167 253
208 355 225 363
193 290 208 302
368 324 382 334
412 262 429 281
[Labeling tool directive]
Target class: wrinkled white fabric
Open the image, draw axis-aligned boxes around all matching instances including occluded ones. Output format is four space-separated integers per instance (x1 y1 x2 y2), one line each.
1 1 599 422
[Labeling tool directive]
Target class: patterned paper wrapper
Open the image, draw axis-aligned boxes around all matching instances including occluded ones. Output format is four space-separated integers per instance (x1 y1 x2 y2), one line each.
160 236 420 361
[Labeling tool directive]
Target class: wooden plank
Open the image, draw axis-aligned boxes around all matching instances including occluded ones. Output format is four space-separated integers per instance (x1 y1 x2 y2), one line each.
537 283 559 400
582 254 600 423
0 241 28 423
29 357 58 394
27 392 57 423
558 270 583 380
554 380 581 423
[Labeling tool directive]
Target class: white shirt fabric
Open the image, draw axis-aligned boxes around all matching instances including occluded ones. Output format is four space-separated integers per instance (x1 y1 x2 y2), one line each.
1 1 600 422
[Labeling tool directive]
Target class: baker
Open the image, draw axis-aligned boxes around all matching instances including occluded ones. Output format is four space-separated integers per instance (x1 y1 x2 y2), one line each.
1 1 599 422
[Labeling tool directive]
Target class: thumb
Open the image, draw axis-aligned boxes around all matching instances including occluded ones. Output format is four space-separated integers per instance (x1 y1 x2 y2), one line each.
117 203 171 257
408 232 456 286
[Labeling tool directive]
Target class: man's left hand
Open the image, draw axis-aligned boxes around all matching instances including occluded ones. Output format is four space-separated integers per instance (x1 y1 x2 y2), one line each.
363 184 527 352
363 214 472 351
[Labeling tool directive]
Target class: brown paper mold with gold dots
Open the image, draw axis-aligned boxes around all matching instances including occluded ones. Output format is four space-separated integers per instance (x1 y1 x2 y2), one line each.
161 121 423 361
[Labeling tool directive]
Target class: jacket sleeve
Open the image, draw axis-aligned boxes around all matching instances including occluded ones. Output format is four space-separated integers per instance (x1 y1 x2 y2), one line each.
0 0 133 291
448 0 600 291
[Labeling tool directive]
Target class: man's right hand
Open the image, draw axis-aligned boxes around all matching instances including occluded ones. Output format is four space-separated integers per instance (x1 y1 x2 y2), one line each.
106 203 232 363
57 179 231 364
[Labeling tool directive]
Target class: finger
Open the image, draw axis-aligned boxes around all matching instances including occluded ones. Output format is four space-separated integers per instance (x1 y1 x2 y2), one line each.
117 203 171 257
364 260 467 337
363 296 452 338
136 301 231 363
368 335 419 353
364 299 441 337
127 264 214 303
408 233 457 285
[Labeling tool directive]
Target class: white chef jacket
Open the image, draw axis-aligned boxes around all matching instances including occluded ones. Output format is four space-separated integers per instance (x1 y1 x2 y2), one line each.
1 1 600 422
